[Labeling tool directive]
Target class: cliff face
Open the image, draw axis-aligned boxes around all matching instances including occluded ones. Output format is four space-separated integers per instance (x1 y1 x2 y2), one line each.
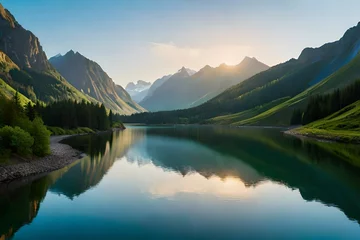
0 4 51 71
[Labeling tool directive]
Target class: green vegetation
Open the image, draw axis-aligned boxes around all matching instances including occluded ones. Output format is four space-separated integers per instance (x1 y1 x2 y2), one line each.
0 92 51 160
0 126 34 156
293 100 360 143
38 100 111 131
301 80 360 124
0 78 31 105
242 52 360 126
47 126 95 136
208 97 290 125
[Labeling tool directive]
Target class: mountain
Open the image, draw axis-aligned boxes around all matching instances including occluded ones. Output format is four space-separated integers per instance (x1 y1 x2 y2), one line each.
140 57 269 112
0 4 92 103
139 67 197 111
142 74 172 100
49 51 146 115
121 22 360 125
125 80 151 103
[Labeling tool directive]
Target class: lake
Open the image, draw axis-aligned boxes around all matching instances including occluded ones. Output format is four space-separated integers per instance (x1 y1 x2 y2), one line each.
1 126 360 239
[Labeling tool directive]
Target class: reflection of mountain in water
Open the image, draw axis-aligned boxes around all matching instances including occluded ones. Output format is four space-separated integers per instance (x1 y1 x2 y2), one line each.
126 136 264 186
142 126 360 224
50 130 144 199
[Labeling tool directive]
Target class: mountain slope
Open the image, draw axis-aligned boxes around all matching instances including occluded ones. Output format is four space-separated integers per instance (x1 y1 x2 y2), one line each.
125 80 151 103
0 4 93 104
238 49 360 126
140 57 269 112
49 51 146 114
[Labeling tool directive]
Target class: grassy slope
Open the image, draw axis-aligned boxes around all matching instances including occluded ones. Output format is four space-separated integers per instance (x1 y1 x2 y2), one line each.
242 53 360 126
293 100 360 143
0 78 31 105
208 97 290 125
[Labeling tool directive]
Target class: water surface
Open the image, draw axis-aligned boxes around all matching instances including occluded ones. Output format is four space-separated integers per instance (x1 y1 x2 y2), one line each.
1 126 360 239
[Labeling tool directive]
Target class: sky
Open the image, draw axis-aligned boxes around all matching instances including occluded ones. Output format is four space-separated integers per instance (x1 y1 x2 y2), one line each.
3 0 360 86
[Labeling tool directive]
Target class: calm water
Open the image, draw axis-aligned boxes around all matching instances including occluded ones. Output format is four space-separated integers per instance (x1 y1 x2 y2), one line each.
1 126 360 239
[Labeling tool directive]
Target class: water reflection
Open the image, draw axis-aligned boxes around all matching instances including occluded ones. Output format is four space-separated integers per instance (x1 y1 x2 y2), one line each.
141 126 360 222
0 126 360 239
51 130 144 199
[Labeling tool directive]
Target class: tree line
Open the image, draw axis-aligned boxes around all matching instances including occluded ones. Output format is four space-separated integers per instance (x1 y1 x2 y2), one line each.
0 93 123 160
36 100 113 131
291 80 360 125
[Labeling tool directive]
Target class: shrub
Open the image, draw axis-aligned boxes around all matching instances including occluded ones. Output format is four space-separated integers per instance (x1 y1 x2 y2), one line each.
29 118 51 156
0 126 34 156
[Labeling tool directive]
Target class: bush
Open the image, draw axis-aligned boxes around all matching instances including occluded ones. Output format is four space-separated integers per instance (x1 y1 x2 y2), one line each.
14 117 51 156
30 118 51 156
0 126 34 156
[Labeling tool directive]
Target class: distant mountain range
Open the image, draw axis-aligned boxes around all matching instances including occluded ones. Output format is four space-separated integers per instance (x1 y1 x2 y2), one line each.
49 51 145 114
121 22 360 127
125 80 151 103
139 58 269 112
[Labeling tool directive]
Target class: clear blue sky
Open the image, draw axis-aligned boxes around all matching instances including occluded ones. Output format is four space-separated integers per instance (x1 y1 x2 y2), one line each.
3 0 360 86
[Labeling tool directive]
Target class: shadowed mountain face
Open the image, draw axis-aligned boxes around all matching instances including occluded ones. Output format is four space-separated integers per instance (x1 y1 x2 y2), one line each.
49 51 146 115
140 58 269 112
0 4 93 103
125 80 151 103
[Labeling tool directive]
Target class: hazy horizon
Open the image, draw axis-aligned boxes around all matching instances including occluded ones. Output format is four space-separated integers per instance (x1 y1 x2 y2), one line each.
3 0 360 86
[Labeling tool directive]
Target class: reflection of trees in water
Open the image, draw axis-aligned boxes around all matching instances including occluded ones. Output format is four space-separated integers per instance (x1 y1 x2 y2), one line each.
0 165 71 239
0 129 144 239
144 126 360 224
51 129 145 199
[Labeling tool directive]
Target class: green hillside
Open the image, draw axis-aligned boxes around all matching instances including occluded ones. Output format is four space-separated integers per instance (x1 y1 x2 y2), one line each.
240 52 360 126
0 78 31 105
291 100 360 143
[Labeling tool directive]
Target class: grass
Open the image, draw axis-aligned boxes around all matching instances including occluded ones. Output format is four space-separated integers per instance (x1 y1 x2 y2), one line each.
208 97 290 125
0 78 32 105
47 126 95 136
292 100 360 143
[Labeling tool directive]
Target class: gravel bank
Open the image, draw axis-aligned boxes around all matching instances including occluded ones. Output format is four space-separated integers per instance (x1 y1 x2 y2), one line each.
0 135 84 183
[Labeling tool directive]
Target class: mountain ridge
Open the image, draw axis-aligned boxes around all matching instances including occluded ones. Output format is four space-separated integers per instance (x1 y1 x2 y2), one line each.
139 57 269 112
49 50 146 115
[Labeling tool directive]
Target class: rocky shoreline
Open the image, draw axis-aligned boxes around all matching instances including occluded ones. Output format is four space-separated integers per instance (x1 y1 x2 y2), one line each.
0 135 84 183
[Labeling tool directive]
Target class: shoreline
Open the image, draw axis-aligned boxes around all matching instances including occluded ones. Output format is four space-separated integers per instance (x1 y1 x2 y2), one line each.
284 129 360 144
0 135 85 183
